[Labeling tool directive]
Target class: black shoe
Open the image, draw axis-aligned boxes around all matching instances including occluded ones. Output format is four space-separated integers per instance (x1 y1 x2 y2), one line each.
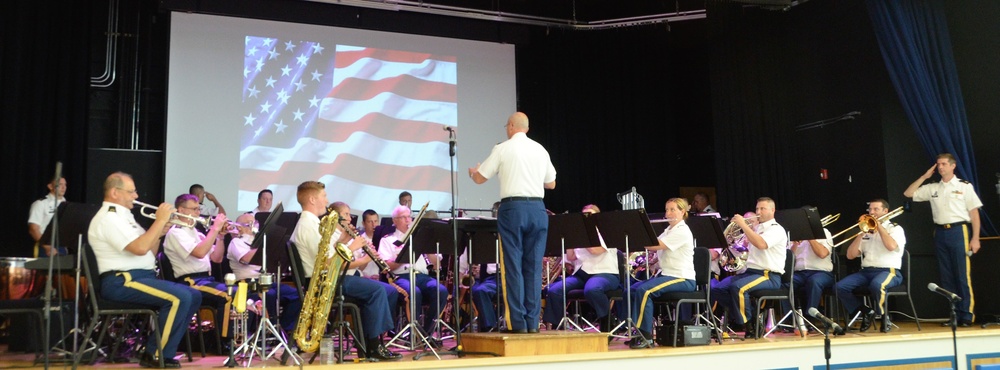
527 328 539 333
859 308 875 332
139 353 158 368
162 359 181 369
880 315 893 333
943 320 972 327
744 322 757 339
503 328 527 334
368 344 402 361
629 338 654 349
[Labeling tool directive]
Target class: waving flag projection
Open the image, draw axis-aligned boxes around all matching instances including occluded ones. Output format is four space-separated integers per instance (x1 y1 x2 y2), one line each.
239 36 457 212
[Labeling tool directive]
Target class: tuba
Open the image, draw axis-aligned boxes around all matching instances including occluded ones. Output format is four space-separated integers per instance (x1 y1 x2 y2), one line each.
293 208 353 353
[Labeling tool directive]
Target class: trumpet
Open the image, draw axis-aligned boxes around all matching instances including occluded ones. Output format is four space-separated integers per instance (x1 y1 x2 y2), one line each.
831 206 904 248
134 200 210 228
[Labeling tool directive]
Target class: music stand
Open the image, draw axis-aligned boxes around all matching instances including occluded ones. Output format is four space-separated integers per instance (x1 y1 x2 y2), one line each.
765 208 826 337
585 210 658 341
39 201 100 362
682 215 728 343
544 213 595 331
239 202 302 367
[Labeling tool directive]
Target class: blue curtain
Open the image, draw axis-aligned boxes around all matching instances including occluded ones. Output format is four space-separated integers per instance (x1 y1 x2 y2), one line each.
866 0 994 234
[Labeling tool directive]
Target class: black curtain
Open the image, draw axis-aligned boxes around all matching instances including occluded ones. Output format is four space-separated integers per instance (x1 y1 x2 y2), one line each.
516 22 714 215
1 1 91 257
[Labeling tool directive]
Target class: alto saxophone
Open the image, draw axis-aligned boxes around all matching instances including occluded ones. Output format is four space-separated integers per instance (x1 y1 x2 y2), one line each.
293 209 353 353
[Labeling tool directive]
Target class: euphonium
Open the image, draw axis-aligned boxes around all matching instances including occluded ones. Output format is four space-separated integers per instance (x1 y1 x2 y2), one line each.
293 209 352 353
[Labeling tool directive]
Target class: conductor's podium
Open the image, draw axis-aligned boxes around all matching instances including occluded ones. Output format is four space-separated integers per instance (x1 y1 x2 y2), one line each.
460 331 608 356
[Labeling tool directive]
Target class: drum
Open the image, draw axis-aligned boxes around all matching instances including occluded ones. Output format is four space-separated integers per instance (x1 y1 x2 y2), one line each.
0 257 38 300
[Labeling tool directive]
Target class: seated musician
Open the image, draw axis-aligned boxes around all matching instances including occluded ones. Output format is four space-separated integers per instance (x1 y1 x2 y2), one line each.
835 199 905 333
189 184 226 217
28 176 66 257
290 181 400 361
628 198 697 349
162 194 233 348
781 217 835 327
543 204 621 333
88 172 200 368
711 197 787 338
458 247 499 332
378 205 449 343
358 209 382 278
226 213 302 334
692 192 716 214
330 202 399 320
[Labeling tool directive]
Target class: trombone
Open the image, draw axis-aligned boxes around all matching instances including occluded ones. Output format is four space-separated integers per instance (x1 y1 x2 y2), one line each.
830 206 904 248
820 213 840 227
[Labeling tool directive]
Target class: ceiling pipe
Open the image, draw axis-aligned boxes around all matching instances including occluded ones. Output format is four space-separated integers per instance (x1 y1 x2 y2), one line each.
307 0 706 30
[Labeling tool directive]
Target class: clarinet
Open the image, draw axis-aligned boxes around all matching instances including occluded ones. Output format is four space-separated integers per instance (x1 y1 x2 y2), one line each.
338 218 396 280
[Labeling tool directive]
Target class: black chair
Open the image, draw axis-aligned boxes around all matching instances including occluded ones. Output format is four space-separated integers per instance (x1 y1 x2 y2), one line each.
156 252 220 357
748 249 796 339
287 241 365 359
653 247 720 347
0 299 47 361
564 250 625 332
850 249 921 331
74 243 165 368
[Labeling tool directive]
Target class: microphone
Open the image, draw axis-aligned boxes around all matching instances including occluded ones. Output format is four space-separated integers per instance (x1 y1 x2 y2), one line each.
928 283 961 303
224 273 236 295
443 126 455 132
808 307 843 335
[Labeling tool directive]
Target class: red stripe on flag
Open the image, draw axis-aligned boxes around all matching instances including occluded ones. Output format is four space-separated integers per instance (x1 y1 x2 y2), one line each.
334 48 456 68
239 154 452 193
327 75 457 102
314 113 449 144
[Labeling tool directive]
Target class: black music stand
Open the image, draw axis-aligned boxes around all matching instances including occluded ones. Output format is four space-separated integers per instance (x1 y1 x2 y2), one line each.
242 202 302 366
38 201 100 362
681 215 729 343
544 213 595 331
410 218 500 360
774 208 825 241
586 210 658 341
763 208 825 337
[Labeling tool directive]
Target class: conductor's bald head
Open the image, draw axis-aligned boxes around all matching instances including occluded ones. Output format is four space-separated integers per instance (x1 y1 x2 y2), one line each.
506 112 529 138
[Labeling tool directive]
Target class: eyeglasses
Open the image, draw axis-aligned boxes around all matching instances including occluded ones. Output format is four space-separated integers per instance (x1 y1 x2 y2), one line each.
116 187 137 194
180 205 202 212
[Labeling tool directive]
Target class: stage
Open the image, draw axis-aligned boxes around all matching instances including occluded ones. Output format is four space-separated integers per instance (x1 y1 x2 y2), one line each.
3 321 1000 369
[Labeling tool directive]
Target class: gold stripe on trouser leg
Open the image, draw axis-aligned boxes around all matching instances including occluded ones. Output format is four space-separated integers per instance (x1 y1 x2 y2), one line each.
122 272 180 358
185 277 232 337
876 269 897 315
737 271 770 324
963 225 975 322
497 236 513 330
636 278 684 329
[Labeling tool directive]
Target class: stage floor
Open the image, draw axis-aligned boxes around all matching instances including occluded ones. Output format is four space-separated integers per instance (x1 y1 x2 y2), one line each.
4 321 1000 369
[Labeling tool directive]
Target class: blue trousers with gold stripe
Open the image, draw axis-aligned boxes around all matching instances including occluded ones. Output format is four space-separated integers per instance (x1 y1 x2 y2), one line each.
711 269 780 325
497 199 548 332
835 267 900 316
629 275 695 334
100 269 201 360
935 225 975 322
183 276 232 338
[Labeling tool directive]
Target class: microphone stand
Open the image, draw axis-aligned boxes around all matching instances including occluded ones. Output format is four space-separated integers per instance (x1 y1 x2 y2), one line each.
821 322 831 370
949 300 958 368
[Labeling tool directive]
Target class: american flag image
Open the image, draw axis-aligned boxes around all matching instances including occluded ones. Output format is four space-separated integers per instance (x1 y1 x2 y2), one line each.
239 36 457 213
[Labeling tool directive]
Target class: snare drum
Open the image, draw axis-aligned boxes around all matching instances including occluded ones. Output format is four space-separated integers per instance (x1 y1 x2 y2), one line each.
0 257 38 300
